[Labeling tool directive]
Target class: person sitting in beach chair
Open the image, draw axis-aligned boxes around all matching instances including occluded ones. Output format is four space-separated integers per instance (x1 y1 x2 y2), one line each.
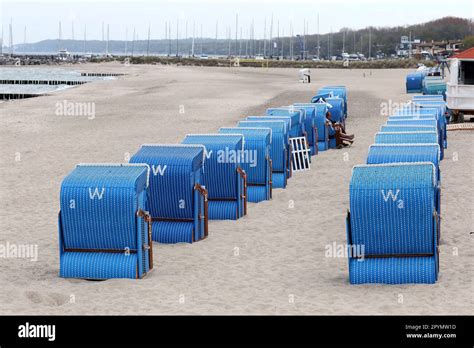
326 111 354 149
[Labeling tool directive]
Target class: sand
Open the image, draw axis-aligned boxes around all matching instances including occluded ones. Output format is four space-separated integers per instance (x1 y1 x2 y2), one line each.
0 63 472 315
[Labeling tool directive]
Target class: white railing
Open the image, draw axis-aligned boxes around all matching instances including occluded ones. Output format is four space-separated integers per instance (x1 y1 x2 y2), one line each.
290 137 311 172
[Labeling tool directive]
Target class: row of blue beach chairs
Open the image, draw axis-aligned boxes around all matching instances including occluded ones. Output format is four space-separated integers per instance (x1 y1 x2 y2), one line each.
406 68 447 99
58 86 347 279
346 94 447 284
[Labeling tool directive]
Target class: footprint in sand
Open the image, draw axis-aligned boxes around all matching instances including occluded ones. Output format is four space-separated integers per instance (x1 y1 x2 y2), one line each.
24 290 70 306
24 290 42 304
44 292 70 306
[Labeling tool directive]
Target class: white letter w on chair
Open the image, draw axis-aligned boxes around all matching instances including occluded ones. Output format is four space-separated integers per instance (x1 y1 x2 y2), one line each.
88 187 105 200
381 189 400 202
151 164 167 176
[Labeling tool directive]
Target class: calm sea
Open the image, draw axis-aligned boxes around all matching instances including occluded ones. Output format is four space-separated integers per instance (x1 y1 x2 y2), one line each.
0 67 115 97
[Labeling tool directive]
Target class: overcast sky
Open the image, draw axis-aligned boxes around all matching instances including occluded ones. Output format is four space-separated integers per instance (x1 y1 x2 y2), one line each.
1 0 473 43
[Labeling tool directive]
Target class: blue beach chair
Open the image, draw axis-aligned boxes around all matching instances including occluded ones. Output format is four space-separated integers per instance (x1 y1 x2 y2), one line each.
379 123 443 160
266 107 304 138
412 95 444 102
413 100 447 115
219 127 272 203
386 119 438 128
385 119 442 153
317 86 348 117
182 134 247 220
395 106 445 143
389 113 442 139
396 106 439 117
129 144 208 244
245 116 292 180
347 163 439 284
293 103 319 155
411 100 448 148
388 115 436 121
311 92 332 103
320 96 345 124
367 143 442 237
59 163 153 279
375 131 438 145
311 100 330 151
238 120 288 189
406 73 424 93
380 125 437 133
422 77 447 97
367 144 440 180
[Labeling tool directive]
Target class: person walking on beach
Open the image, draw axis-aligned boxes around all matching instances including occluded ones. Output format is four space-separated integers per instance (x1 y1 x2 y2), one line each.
326 111 354 149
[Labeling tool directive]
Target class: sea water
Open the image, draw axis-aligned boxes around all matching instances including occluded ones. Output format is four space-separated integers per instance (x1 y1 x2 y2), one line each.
0 67 115 96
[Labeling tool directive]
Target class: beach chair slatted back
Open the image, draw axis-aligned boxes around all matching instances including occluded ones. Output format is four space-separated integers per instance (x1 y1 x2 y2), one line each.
385 119 443 159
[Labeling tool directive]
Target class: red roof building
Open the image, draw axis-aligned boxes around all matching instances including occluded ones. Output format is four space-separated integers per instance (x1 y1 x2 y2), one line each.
450 47 474 60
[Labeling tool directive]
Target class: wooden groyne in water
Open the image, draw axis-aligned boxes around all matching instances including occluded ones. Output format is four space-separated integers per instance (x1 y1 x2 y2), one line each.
0 79 88 86
0 93 43 100
80 72 125 77
0 72 125 100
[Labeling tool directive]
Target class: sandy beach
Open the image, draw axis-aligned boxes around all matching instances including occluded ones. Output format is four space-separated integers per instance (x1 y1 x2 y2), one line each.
0 63 472 315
